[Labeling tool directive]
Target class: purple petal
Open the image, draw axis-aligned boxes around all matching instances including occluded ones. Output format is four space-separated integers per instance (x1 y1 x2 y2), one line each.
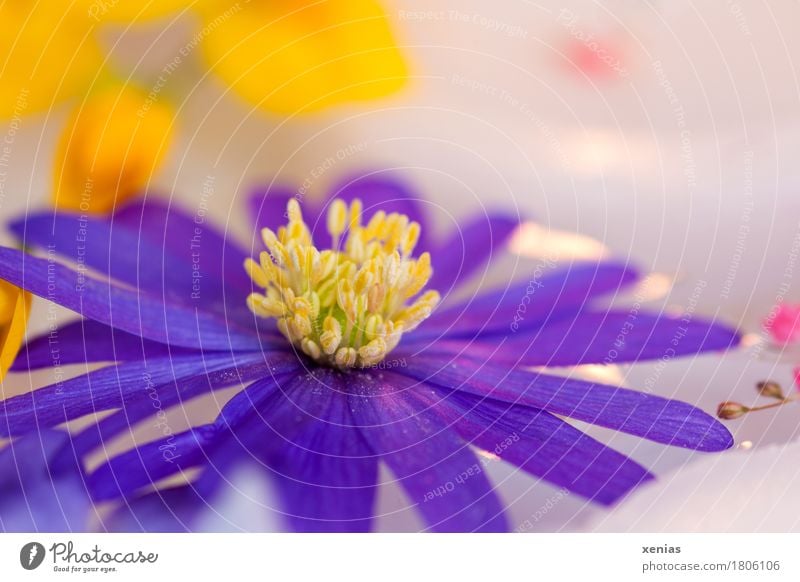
0 430 89 532
346 370 508 532
70 352 301 456
410 310 740 368
10 211 237 305
421 389 652 505
106 456 273 532
427 213 519 293
113 197 251 294
174 371 378 532
89 426 217 502
0 246 258 350
87 373 291 500
95 370 380 532
418 261 639 339
245 370 378 532
106 485 204 532
0 351 269 437
12 319 194 371
399 355 733 452
120 380 290 531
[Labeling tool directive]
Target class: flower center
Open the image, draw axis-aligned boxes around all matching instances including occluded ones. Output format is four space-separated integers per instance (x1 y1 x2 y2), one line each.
245 198 440 369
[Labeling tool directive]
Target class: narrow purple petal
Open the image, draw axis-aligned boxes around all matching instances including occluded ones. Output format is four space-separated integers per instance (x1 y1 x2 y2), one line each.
0 352 268 437
418 261 639 338
10 211 232 303
109 379 291 531
70 352 301 456
113 197 251 294
12 320 194 371
421 389 652 505
0 430 89 532
427 213 519 293
86 373 291 500
0 246 258 350
106 485 203 532
513 310 739 365
399 355 734 452
409 311 740 368
89 426 217 502
346 370 508 532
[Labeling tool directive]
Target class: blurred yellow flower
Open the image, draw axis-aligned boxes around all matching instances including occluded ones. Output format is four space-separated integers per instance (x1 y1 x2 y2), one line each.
0 281 30 381
76 0 202 23
53 84 175 214
197 0 408 114
2 1 406 120
0 5 104 118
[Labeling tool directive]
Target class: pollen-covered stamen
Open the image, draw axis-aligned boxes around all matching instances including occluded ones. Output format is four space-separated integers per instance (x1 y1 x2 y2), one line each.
245 198 440 369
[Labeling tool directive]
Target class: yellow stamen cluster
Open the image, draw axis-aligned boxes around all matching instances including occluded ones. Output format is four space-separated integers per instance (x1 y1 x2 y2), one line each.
245 198 440 369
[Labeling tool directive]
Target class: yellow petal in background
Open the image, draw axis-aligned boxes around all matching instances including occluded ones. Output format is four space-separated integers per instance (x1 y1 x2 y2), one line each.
198 0 408 114
75 0 203 23
53 84 175 214
0 4 104 118
0 281 30 380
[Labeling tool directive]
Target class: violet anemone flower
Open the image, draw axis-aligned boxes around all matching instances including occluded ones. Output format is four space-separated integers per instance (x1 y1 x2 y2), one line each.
0 175 738 532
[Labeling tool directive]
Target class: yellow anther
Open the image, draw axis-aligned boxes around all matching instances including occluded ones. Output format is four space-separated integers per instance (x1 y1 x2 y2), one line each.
367 283 386 313
405 252 432 297
244 258 269 288
401 222 421 255
365 210 386 237
261 227 278 250
289 313 312 338
348 198 363 230
287 220 308 242
398 290 441 331
245 198 440 369
327 199 347 240
358 337 387 367
316 278 337 308
315 250 338 282
306 292 321 318
301 338 322 360
287 198 303 223
354 267 374 294
280 285 296 305
292 296 313 315
335 347 358 368
320 316 343 355
384 321 404 352
337 280 357 321
347 233 366 264
364 314 382 340
247 293 285 318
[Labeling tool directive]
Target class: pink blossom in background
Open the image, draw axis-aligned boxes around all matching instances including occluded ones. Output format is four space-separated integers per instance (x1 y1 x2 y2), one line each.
763 303 800 345
562 37 628 79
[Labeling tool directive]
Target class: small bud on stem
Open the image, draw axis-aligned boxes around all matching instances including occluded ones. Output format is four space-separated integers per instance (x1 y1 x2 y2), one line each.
717 401 750 420
756 380 785 400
